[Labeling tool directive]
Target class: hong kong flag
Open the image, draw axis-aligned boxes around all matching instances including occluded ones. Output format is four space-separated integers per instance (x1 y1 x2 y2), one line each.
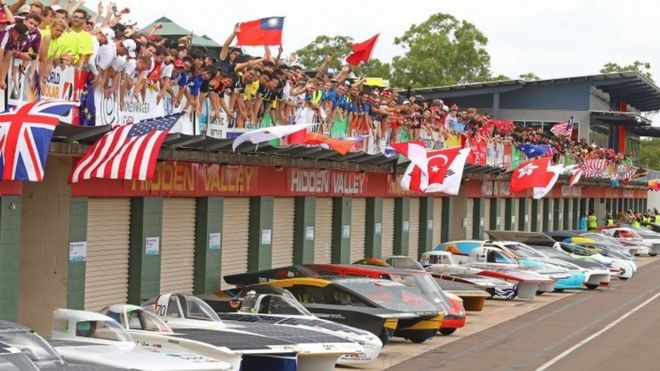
510 156 563 199
236 17 285 46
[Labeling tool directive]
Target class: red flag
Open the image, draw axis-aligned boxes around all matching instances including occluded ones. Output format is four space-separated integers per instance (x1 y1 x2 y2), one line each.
398 147 464 192
346 34 379 66
236 17 284 46
304 132 356 155
510 157 556 194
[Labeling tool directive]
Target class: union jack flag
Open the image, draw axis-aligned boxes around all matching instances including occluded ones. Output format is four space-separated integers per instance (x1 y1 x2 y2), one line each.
550 115 575 137
0 100 78 181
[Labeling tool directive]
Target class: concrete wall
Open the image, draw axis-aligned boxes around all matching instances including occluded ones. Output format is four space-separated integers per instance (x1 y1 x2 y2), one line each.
648 191 660 211
18 156 71 335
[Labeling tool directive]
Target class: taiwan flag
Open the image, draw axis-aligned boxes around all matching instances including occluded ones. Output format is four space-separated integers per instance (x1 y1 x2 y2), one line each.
236 17 285 46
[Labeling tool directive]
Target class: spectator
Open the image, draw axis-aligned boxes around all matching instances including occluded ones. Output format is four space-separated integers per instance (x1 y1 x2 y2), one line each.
59 8 93 67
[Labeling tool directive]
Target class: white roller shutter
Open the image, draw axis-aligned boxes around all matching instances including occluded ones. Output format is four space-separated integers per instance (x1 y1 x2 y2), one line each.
526 199 533 232
465 199 474 239
512 199 519 231
314 198 333 263
350 198 366 262
432 198 442 247
408 198 420 259
537 200 544 233
272 198 295 268
85 198 130 311
381 199 395 257
483 198 491 239
161 198 196 295
221 198 249 288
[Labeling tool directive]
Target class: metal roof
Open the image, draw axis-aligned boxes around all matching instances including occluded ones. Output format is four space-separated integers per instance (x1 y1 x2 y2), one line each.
409 72 660 112
590 110 652 126
627 126 660 138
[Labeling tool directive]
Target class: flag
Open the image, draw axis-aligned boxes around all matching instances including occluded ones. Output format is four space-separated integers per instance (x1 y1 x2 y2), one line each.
232 123 317 151
400 147 465 193
550 115 574 137
390 141 427 171
79 77 96 126
517 143 551 159
510 157 557 194
69 114 181 183
426 148 470 195
618 166 638 182
236 17 284 46
580 158 607 178
346 34 379 66
303 132 356 155
0 100 78 181
569 168 583 186
533 163 562 199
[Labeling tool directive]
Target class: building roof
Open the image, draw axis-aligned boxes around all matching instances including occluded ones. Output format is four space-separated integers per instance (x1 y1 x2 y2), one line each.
590 110 652 126
410 72 660 112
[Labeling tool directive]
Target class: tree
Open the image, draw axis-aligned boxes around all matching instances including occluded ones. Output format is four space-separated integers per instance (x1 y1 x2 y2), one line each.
519 72 541 81
295 35 353 71
390 13 492 88
600 61 653 80
489 74 511 81
640 138 660 170
354 58 392 80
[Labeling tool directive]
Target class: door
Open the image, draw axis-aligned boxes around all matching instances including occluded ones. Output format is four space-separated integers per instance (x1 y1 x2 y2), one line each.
465 199 474 239
272 198 295 268
85 198 130 311
161 198 196 294
350 198 366 262
381 198 395 257
314 198 333 263
221 198 250 288
483 198 491 238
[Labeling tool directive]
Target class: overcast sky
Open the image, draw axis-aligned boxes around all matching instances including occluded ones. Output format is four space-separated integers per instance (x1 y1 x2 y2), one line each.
122 0 659 81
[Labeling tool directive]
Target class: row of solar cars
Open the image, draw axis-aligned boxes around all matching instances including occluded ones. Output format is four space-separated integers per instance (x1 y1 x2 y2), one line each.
2 224 658 370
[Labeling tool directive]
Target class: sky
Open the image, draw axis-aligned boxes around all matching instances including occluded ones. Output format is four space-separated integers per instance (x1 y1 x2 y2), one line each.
118 0 660 82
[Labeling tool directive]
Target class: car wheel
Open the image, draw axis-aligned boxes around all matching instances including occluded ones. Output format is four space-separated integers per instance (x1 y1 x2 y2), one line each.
619 276 630 280
585 284 599 290
408 335 430 343
554 289 564 293
536 291 545 295
649 253 658 257
439 328 457 336
379 328 390 345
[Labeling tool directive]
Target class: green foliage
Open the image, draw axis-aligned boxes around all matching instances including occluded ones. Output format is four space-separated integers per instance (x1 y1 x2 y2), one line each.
640 138 660 170
354 59 392 80
390 13 492 88
489 74 511 81
600 61 653 80
296 35 354 71
519 72 541 81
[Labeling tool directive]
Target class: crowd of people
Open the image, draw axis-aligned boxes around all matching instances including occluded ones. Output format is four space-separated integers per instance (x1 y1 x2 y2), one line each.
0 1 638 170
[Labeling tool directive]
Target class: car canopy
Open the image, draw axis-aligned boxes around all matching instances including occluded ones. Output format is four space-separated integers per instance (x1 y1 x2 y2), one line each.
485 230 557 246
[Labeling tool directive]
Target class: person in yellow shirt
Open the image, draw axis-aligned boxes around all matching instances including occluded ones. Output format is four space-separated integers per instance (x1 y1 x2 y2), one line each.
38 18 67 79
58 9 92 67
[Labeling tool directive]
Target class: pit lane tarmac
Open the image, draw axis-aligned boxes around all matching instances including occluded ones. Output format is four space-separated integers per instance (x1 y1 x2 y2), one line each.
340 257 660 371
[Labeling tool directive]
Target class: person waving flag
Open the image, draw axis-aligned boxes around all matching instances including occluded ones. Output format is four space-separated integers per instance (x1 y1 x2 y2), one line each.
236 17 285 46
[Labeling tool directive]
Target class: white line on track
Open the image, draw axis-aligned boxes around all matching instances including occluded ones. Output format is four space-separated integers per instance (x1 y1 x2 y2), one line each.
536 291 660 371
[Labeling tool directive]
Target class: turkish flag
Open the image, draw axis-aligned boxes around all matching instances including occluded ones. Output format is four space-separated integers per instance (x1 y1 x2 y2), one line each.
510 157 562 198
237 17 284 46
398 146 465 193
346 34 379 66
427 147 462 186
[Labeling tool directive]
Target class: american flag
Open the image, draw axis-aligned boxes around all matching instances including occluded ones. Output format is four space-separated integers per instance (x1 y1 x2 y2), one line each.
550 115 575 137
69 114 181 183
0 100 78 181
580 158 608 178
618 166 638 182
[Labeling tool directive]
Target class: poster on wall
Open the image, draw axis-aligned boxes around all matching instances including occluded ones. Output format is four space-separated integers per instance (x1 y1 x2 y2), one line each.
261 229 272 245
145 237 160 256
69 241 87 262
209 233 221 250
305 226 315 241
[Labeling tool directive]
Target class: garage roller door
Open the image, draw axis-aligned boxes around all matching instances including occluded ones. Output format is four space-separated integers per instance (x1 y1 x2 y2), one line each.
221 198 249 288
465 199 474 239
314 198 333 263
350 198 366 262
432 198 442 247
483 199 491 239
408 198 420 260
161 198 196 294
499 200 507 230
85 198 130 311
381 199 395 257
272 198 295 268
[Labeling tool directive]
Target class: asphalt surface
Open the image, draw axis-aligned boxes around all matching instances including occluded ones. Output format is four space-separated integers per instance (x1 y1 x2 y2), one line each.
387 258 660 371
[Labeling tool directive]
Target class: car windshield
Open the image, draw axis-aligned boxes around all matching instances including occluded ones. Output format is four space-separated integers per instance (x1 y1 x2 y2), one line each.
581 233 625 247
103 306 173 333
530 246 567 258
386 257 424 270
501 243 546 258
560 243 594 256
423 253 454 265
240 292 312 316
339 280 438 312
0 332 63 367
74 320 133 342
185 296 222 321
388 273 451 311
0 352 40 371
